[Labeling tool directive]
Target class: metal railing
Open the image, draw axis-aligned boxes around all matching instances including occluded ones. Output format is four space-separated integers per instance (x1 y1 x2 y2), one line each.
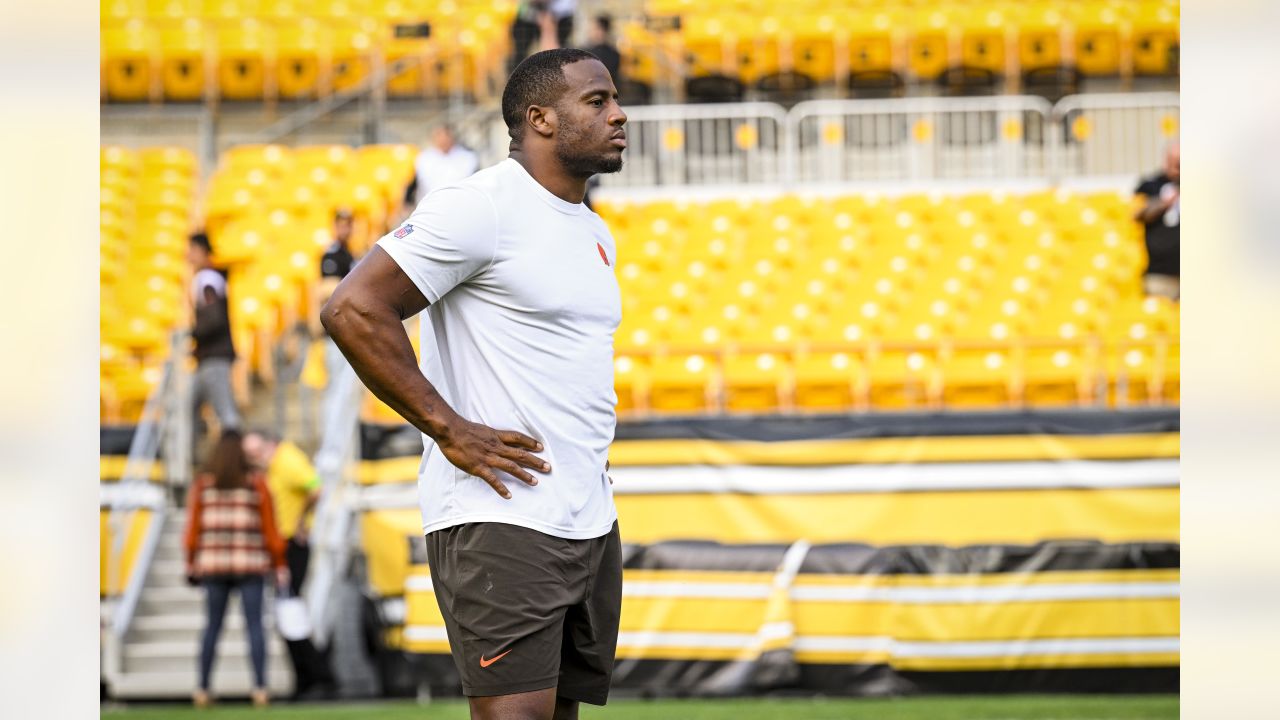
303 348 364 645
1050 92 1180 180
594 93 1178 189
787 96 1054 184
103 333 185 683
602 102 790 188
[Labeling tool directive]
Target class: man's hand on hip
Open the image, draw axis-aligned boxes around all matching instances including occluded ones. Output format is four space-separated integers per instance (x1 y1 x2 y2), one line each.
437 419 550 499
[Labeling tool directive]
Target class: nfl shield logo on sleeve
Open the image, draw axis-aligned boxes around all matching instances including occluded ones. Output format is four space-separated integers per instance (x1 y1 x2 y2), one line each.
394 225 414 238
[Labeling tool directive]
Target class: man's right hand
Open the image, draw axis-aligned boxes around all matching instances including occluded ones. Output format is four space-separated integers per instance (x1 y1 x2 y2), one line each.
437 419 550 499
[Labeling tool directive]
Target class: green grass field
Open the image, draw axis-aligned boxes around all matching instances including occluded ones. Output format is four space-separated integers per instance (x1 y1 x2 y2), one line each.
102 695 1178 720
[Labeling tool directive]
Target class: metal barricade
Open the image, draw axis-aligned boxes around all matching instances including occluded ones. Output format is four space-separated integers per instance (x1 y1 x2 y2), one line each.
1050 93 1180 180
598 102 789 188
787 96 1054 185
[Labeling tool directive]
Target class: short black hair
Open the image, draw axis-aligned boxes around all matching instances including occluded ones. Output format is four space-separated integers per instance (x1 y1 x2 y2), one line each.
189 232 212 253
595 14 613 34
501 48 600 146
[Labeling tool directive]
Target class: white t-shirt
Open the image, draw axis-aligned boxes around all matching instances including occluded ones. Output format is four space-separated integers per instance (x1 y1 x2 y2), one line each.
378 158 620 540
413 145 479 205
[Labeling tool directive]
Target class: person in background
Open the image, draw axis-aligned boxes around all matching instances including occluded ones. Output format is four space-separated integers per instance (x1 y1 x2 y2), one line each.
583 14 621 86
404 125 480 209
185 429 286 708
509 0 577 72
1134 140 1180 301
317 208 359 424
188 233 242 446
242 429 338 700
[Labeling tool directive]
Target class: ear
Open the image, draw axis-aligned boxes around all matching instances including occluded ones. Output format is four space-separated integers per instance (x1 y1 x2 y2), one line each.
526 103 557 140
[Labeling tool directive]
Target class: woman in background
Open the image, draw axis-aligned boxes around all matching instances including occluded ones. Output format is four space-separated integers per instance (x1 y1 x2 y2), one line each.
184 429 287 707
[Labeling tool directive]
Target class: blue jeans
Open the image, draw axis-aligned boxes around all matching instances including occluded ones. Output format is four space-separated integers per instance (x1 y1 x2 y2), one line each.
199 575 266 690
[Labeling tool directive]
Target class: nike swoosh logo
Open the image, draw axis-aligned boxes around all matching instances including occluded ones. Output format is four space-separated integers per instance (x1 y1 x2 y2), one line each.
479 649 512 668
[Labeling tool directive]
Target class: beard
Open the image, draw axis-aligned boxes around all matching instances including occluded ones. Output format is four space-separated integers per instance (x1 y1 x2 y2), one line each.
555 117 624 177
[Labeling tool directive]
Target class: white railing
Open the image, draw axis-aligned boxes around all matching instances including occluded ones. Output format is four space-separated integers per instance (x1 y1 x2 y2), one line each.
1050 92 1180 180
304 352 364 645
787 96 1054 184
601 102 790 188
592 93 1177 189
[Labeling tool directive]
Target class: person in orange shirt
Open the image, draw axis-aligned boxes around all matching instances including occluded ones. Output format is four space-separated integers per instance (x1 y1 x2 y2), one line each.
185 429 287 708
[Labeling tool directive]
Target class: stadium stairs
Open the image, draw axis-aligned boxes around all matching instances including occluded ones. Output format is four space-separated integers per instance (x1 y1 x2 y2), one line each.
104 516 292 700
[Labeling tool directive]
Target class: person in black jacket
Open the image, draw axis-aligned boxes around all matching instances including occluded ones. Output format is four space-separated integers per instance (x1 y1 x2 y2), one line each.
187 233 242 439
1134 140 1180 300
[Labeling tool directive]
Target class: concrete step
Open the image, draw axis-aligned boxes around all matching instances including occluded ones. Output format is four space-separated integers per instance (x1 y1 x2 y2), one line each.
132 609 277 636
107 668 292 700
152 543 186 562
149 559 190 579
123 638 289 676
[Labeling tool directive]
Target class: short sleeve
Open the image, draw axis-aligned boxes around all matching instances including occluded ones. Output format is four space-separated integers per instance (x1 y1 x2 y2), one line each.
1135 176 1159 197
377 184 498 304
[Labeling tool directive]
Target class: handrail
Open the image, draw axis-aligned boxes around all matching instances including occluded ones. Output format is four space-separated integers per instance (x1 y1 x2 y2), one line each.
303 354 364 645
105 331 183 690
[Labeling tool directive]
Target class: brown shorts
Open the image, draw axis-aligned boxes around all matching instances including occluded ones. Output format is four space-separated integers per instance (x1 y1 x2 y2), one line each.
425 521 622 705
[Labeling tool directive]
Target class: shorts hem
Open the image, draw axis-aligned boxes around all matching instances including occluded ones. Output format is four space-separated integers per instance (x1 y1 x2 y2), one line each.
462 675 559 698
555 684 610 706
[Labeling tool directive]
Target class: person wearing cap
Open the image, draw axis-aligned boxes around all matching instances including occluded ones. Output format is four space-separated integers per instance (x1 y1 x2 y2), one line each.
316 210 359 427
187 232 241 446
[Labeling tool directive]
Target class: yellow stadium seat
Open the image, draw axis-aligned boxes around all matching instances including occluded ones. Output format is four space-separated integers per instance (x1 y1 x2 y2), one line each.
146 0 197 19
866 349 935 410
217 19 271 100
649 354 716 413
794 351 864 411
958 8 1009 76
847 10 895 75
682 16 733 78
139 146 198 176
1132 2 1179 76
723 352 789 412
1072 2 1124 76
1018 4 1067 71
790 14 838 84
104 0 143 22
276 19 329 98
1105 344 1156 406
200 0 261 20
906 8 950 80
1155 344 1179 404
259 0 301 19
103 21 158 102
940 348 1017 409
160 19 209 101
730 16 781 85
614 355 648 414
331 22 375 91
1024 345 1095 406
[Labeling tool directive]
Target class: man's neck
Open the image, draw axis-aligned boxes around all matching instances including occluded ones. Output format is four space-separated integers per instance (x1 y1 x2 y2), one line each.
509 150 587 204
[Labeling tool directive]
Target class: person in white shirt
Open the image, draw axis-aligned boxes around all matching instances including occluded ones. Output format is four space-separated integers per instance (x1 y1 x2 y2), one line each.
405 125 479 208
322 48 627 720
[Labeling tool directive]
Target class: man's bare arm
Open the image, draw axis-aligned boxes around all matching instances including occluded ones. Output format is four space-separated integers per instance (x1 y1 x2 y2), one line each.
320 246 550 499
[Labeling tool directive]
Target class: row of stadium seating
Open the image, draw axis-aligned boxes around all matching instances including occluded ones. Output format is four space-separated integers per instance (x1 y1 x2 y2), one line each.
203 143 417 386
101 146 198 423
101 0 515 102
101 0 1178 103
592 190 1179 414
624 0 1179 90
102 144 1177 422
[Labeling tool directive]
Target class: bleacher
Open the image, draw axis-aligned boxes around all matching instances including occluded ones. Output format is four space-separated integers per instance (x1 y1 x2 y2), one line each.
101 0 1179 105
100 146 198 423
597 189 1178 414
101 0 518 103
